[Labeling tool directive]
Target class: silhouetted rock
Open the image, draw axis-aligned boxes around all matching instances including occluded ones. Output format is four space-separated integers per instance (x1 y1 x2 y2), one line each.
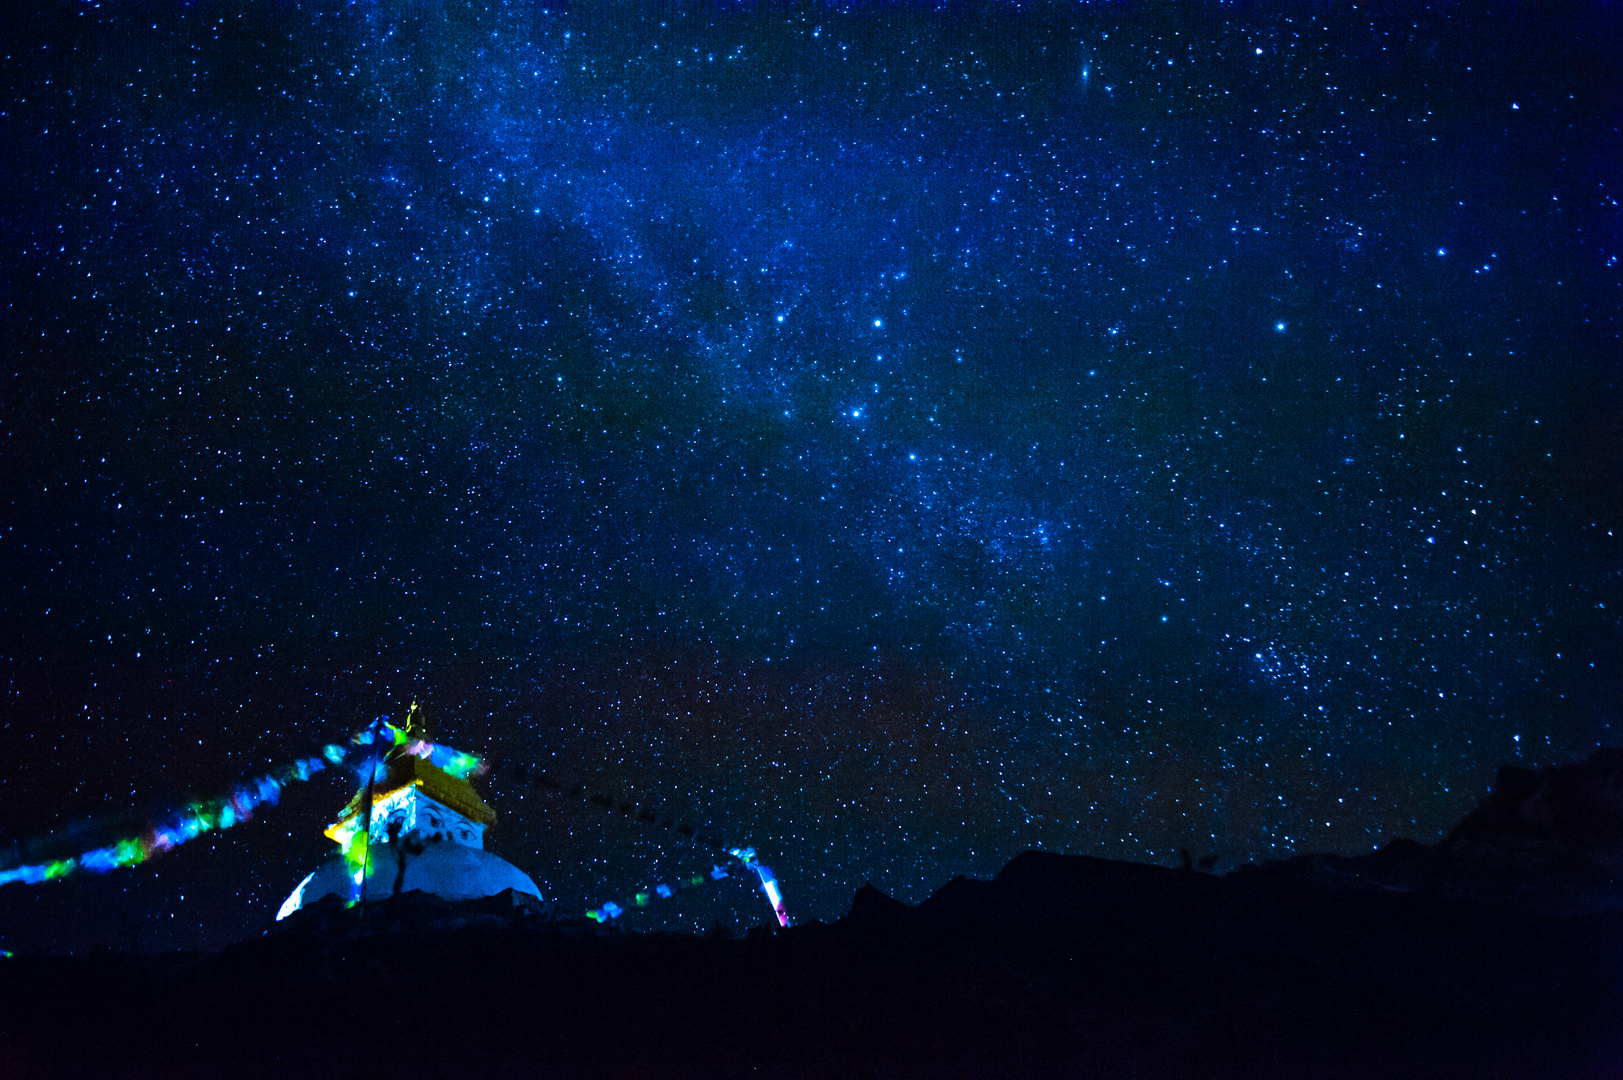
847 880 910 925
1443 747 1623 873
1227 748 1623 915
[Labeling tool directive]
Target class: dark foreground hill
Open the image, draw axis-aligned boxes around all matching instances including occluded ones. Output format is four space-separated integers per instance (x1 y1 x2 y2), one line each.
3 751 1621 1079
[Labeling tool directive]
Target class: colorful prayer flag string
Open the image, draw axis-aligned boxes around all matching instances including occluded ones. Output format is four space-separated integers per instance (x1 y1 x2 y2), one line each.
585 861 736 923
0 754 330 888
0 717 485 890
511 768 748 855
509 766 793 928
584 846 791 928
731 847 791 928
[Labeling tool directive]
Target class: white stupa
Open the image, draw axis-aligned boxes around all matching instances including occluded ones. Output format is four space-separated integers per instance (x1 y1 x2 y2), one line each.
276 707 541 920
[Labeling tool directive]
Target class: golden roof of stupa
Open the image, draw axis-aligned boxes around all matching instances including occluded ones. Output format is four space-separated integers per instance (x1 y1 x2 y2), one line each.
328 751 496 832
323 705 496 842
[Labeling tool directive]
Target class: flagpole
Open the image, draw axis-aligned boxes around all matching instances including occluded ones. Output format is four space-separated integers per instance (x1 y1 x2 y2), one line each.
357 712 389 912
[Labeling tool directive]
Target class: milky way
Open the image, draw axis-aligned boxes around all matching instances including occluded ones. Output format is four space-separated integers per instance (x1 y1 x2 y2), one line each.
1 2 1617 952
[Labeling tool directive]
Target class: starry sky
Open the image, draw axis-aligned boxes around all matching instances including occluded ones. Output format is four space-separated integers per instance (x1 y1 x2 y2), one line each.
1 1 1618 954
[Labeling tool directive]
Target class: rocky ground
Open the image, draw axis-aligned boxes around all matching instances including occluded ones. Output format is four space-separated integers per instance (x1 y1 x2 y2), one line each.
2 750 1620 1078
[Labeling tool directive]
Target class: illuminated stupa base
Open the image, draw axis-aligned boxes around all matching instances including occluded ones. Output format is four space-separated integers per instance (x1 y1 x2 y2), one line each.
278 840 543 919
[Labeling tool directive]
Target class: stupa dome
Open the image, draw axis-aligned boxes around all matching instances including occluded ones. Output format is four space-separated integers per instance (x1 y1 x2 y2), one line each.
278 839 542 917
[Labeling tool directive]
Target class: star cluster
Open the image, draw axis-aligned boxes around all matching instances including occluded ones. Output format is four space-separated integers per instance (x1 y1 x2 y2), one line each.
0 2 1617 952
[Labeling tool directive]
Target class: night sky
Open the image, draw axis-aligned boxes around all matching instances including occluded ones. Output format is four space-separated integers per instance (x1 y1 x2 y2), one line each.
1 1 1618 954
